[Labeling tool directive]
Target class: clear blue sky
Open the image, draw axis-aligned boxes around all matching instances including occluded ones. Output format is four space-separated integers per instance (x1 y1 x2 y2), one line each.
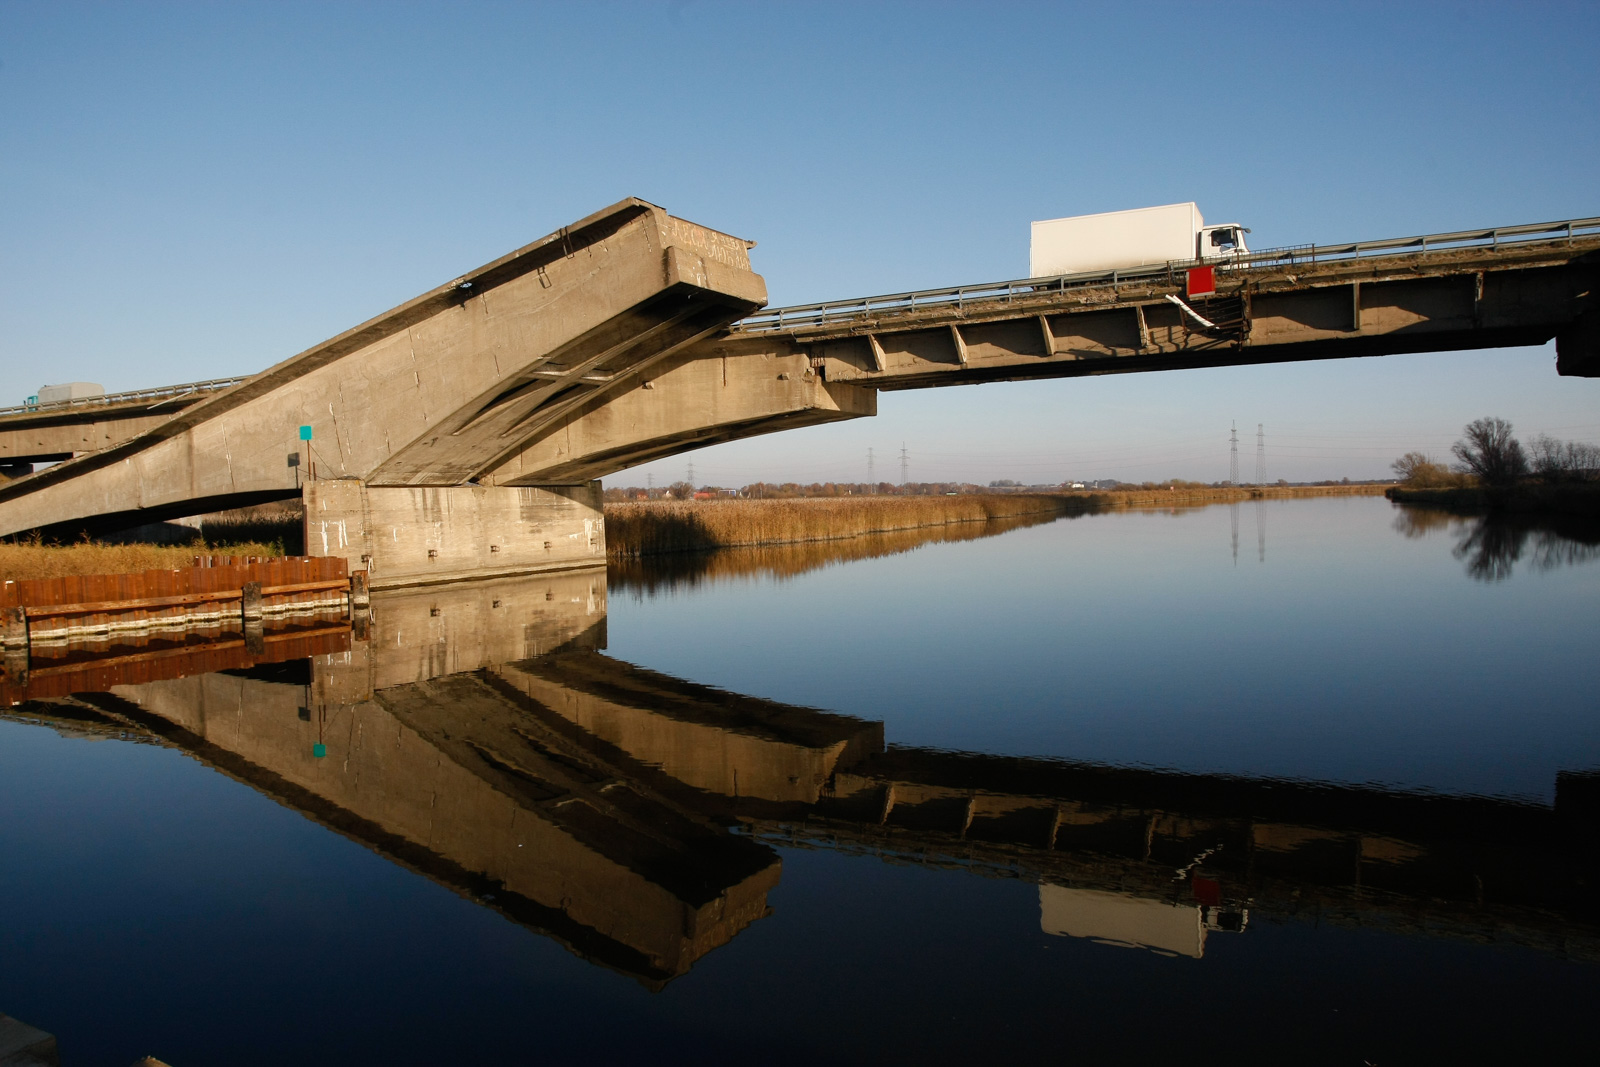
3 1 1597 484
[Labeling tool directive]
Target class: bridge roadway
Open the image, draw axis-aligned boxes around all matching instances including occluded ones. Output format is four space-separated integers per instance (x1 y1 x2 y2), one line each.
7 573 1598 982
1 202 1596 582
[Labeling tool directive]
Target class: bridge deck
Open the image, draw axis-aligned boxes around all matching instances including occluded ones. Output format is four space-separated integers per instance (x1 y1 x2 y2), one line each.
713 219 1600 392
2 209 1596 541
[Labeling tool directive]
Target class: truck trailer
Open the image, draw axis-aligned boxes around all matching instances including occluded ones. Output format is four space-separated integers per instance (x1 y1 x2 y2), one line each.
27 382 105 409
1029 203 1249 278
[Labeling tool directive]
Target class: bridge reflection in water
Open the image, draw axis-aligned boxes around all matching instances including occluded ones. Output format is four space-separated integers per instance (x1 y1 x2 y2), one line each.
8 556 1600 987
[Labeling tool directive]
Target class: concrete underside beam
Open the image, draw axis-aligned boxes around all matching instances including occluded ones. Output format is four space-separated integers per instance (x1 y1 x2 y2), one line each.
479 345 875 484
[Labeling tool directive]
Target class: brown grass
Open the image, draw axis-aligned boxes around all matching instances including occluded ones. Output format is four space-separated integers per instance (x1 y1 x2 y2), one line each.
0 539 285 584
605 494 1070 557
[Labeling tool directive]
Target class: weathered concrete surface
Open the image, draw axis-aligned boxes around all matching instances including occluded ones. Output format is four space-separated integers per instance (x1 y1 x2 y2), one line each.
0 406 176 464
477 345 874 484
304 481 605 588
0 383 238 467
0 199 771 540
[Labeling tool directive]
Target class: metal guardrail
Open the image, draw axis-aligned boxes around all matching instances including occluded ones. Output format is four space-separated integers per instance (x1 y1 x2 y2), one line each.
0 375 249 419
732 215 1600 333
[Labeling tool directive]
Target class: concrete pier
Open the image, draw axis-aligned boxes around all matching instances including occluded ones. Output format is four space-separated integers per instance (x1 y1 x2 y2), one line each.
303 480 605 589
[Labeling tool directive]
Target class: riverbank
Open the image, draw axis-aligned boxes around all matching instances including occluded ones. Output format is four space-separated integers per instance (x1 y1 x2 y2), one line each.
604 485 1388 557
1386 482 1600 517
610 511 1063 593
0 485 1392 577
1068 483 1388 509
605 494 1070 557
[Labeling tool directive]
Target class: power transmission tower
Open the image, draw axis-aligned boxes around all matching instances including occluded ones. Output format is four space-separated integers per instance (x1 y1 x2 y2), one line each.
686 462 695 487
1255 424 1266 485
646 472 653 494
867 447 875 491
1231 502 1240 565
1229 422 1240 486
1256 497 1266 563
900 443 909 486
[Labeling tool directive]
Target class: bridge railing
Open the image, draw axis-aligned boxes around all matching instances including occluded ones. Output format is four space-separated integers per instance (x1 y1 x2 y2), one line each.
732 215 1600 333
0 375 251 419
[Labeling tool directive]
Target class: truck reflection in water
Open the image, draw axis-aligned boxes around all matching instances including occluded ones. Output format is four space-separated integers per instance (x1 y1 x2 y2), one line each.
7 565 1600 987
1038 885 1241 959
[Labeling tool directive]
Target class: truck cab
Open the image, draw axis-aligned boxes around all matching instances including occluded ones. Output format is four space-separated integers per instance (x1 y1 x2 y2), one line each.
1198 224 1250 261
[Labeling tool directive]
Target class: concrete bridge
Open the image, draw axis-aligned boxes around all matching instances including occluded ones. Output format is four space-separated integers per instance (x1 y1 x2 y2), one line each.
1 200 1596 583
9 576 1599 980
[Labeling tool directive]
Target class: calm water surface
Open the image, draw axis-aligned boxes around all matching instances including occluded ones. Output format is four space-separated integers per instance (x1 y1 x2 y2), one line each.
2 496 1597 1065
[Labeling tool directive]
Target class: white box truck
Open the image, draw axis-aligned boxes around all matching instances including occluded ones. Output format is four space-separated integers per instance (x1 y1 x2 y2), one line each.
1029 203 1249 278
33 382 105 406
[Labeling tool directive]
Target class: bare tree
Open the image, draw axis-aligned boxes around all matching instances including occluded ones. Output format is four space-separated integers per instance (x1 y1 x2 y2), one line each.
1527 434 1600 481
1451 417 1527 487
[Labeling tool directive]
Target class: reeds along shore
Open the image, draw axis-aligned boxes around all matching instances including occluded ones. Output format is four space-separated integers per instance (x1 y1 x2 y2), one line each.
604 485 1388 558
610 511 1063 594
1078 483 1388 509
605 494 1071 557
0 539 285 584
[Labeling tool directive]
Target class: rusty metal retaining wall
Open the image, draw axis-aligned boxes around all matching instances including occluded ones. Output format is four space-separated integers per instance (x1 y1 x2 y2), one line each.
0 556 369 704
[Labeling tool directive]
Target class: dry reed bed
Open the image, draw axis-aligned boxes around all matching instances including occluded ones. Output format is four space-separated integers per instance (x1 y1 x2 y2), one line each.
0 541 283 584
610 511 1061 593
605 494 1068 557
1078 484 1389 509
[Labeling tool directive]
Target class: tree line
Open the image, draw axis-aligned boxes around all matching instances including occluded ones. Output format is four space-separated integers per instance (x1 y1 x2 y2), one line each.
1393 417 1600 488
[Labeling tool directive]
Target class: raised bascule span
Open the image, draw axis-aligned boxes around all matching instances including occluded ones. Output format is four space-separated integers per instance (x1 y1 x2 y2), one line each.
1 201 1596 583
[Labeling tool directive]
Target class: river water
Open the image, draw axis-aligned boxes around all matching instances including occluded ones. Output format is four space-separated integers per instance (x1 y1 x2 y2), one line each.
2 496 1597 1064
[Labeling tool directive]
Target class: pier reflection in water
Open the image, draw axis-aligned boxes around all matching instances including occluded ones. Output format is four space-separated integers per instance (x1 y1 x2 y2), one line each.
10 563 1600 991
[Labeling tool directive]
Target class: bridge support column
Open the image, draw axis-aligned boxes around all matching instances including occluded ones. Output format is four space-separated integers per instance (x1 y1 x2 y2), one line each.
304 480 605 589
1557 306 1600 377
